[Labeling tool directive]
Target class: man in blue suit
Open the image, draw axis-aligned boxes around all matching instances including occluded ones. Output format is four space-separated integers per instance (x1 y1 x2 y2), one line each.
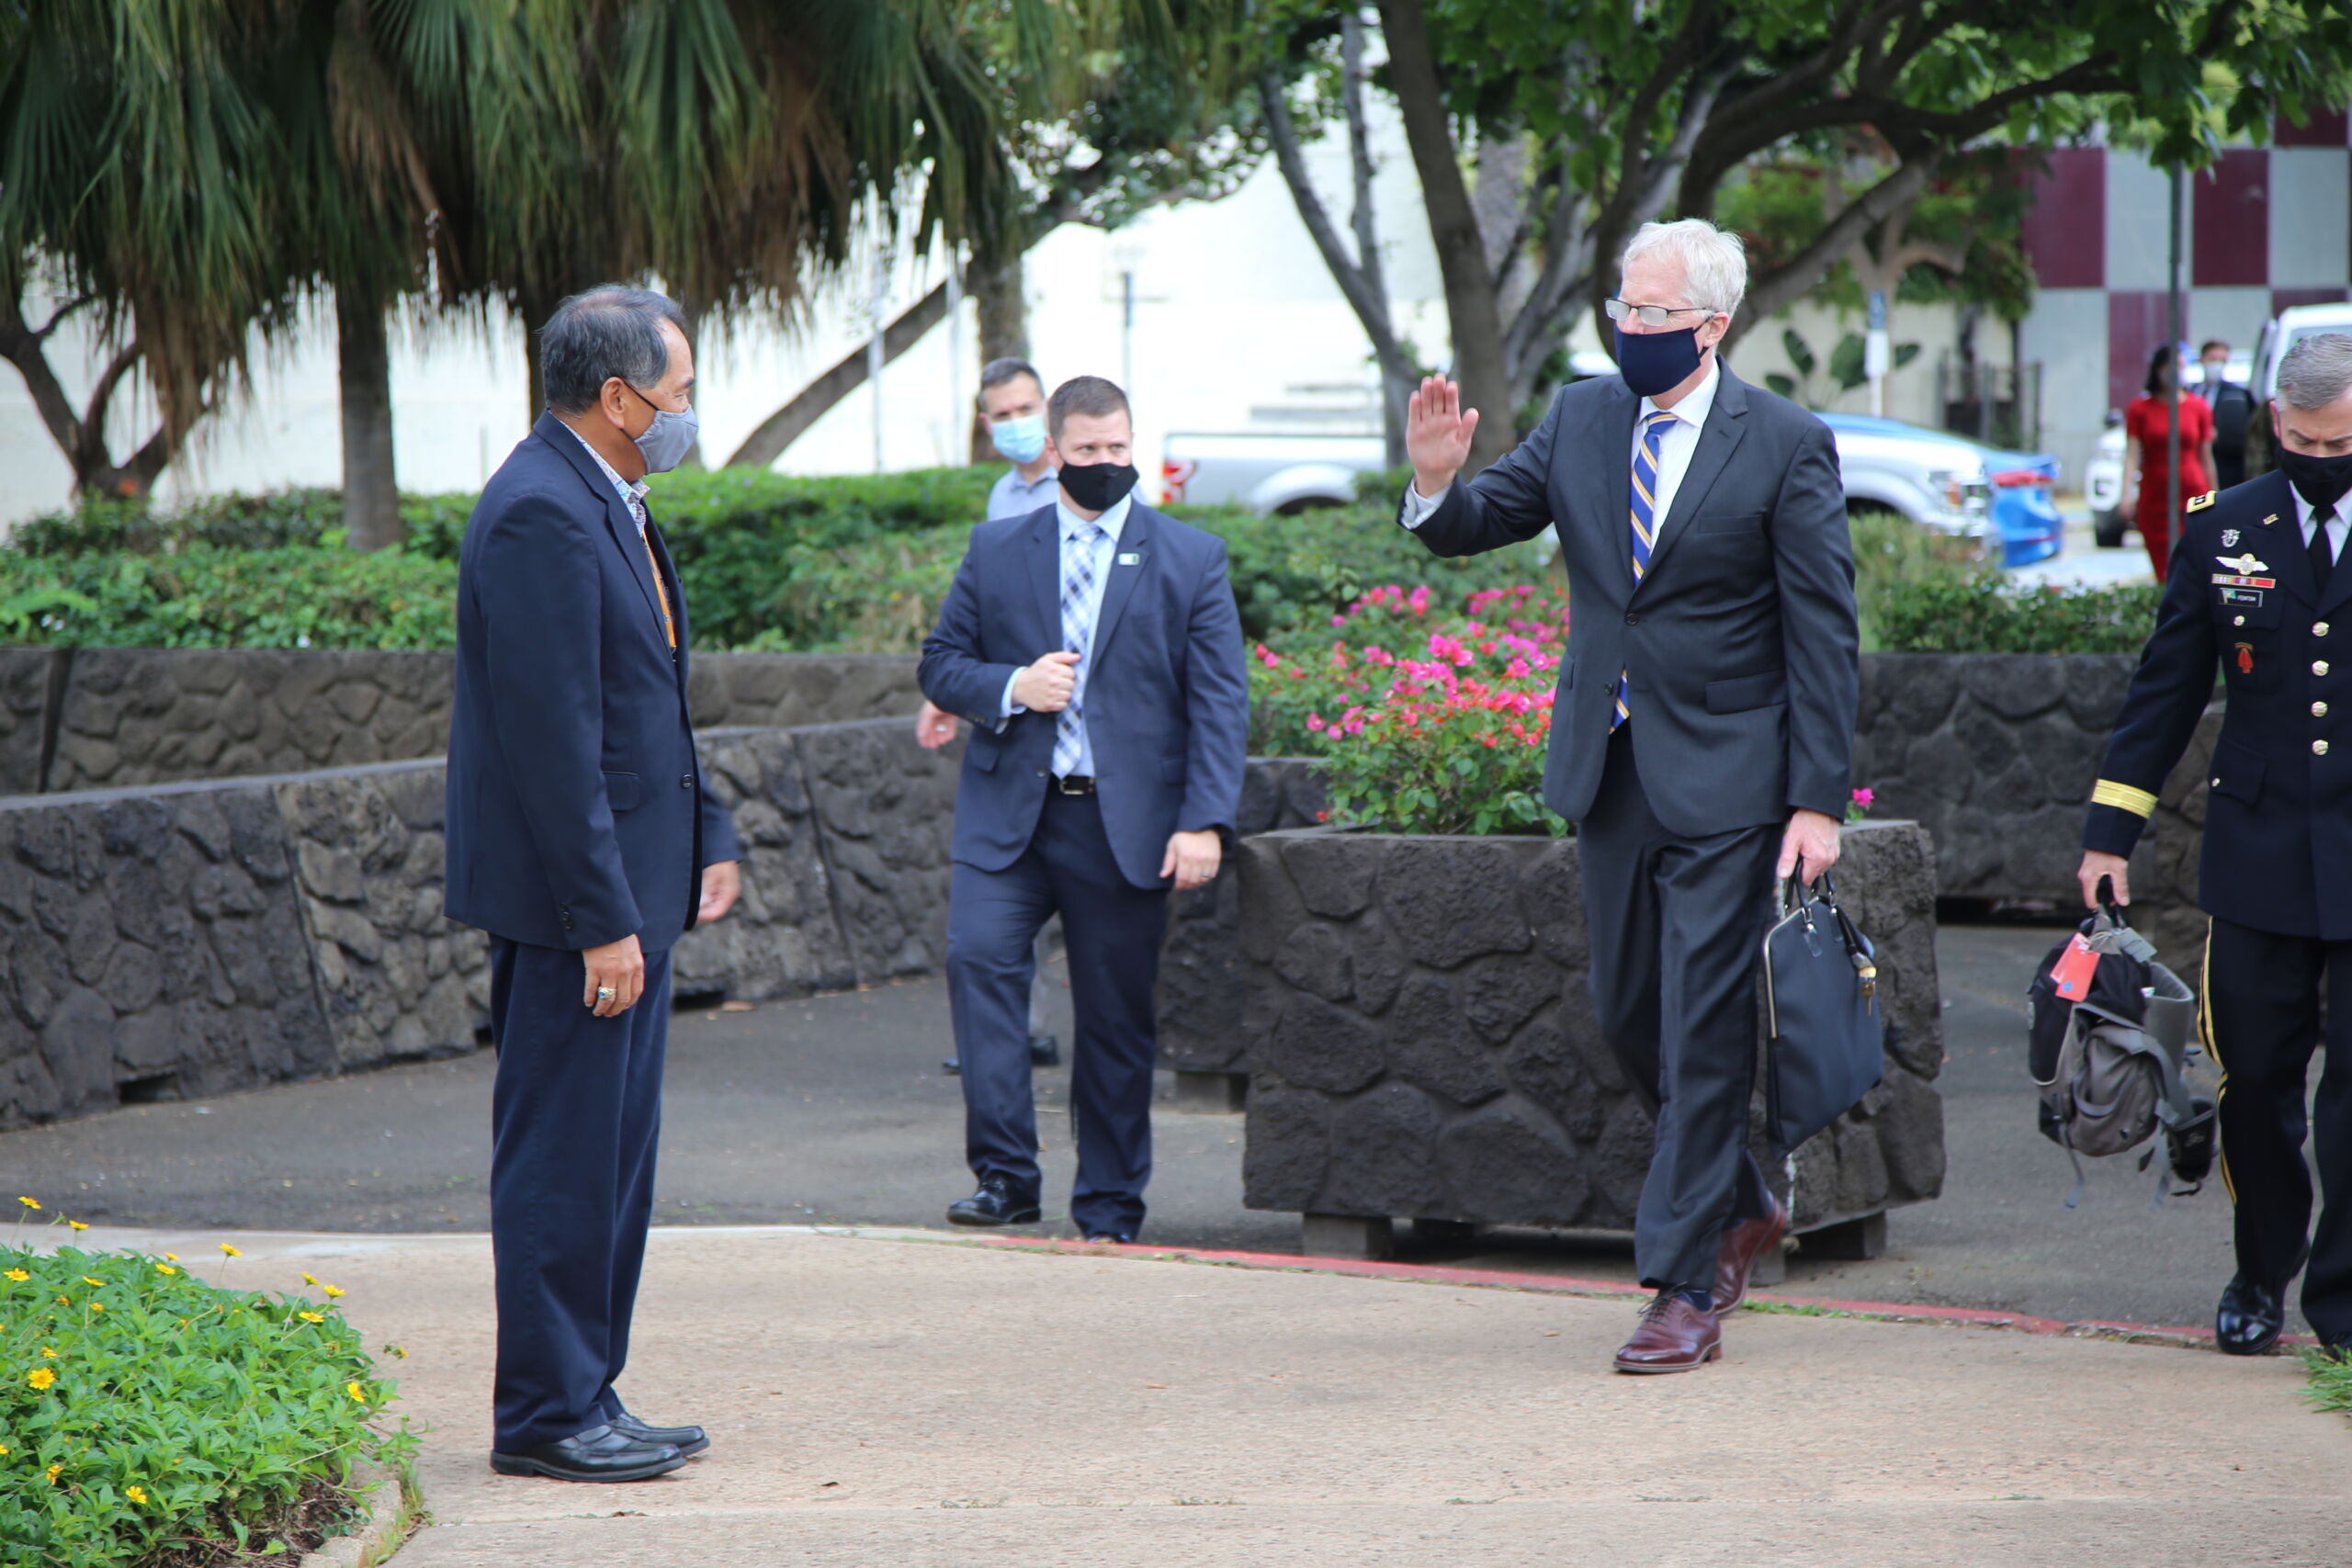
446 287 741 1483
920 376 1248 1243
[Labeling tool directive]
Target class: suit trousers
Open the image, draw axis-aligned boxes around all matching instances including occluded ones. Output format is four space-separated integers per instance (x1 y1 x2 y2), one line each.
1580 726 1780 1290
946 790 1169 1238
2203 917 2352 1338
488 936 672 1450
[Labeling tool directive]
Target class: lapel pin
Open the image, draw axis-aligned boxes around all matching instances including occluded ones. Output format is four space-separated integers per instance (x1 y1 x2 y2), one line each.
1117 551 1142 567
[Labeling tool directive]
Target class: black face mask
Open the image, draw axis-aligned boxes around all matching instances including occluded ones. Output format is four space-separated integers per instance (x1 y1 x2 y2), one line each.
2278 446 2352 513
1060 460 1139 513
1614 324 1706 400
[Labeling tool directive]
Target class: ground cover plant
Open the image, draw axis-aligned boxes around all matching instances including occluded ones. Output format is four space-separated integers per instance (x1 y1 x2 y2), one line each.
0 1202 410 1565
1251 582 1569 836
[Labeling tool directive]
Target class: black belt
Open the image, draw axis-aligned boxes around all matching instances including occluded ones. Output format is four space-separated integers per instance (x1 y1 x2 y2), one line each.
1049 773 1095 796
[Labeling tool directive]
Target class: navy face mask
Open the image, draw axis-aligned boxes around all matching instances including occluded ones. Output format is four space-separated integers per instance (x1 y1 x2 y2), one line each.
1614 324 1705 400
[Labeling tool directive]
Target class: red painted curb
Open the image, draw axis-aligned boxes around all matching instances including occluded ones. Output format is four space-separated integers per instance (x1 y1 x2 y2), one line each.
944 1234 2319 1351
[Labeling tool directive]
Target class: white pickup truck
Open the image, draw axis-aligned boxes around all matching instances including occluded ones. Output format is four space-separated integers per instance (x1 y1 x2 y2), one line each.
1159 432 1390 514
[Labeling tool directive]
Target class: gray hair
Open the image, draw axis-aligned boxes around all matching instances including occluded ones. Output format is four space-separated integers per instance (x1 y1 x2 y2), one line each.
2277 333 2352 412
1622 218 1748 320
977 357 1043 409
540 286 684 413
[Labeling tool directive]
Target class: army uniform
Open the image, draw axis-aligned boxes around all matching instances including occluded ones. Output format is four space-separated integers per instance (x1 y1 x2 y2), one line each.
2086 467 2352 1349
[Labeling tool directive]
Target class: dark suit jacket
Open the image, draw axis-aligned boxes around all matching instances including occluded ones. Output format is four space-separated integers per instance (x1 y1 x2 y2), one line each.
445 412 739 953
918 500 1249 889
1408 366 1858 838
2085 470 2350 939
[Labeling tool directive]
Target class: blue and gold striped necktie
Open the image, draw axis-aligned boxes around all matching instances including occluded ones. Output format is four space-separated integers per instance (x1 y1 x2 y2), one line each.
1612 410 1679 731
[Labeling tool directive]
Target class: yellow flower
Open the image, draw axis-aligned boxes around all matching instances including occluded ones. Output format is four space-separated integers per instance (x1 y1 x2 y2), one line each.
80 1277 101 1287
345 1382 368 1404
40 1346 56 1358
322 1284 346 1299
298 1311 324 1324
162 1252 178 1262
17 1197 39 1211
44 1463 60 1483
0 1444 10 1456
154 1264 177 1277
28 1368 55 1390
127 1485 147 1505
300 1272 319 1287
2 1269 25 1282
389 1345 408 1359
66 1220 87 1233
219 1244 242 1258
52 1295 68 1306
87 1302 103 1313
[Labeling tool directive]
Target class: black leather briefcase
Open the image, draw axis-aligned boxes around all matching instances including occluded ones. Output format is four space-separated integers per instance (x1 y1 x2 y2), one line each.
1760 873 1884 1153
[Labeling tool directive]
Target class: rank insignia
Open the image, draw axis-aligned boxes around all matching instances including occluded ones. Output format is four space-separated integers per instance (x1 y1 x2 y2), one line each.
2188 491 2218 513
2263 514 2280 526
2222 529 2240 547
2218 553 2269 575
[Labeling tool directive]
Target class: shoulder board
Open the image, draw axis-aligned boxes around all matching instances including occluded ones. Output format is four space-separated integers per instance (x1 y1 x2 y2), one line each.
2187 491 2218 513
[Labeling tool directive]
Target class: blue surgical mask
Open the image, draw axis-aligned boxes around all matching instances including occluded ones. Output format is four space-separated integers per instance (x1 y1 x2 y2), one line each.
990 413 1046 465
628 387 699 475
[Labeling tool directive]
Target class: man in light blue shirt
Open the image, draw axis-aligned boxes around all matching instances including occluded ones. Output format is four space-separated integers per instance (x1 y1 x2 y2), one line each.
919 357 1064 1071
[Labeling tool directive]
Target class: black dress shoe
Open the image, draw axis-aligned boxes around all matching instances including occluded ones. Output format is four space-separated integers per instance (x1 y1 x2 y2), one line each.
1029 1033 1061 1066
491 1423 685 1482
947 1175 1040 1226
610 1408 710 1458
2216 1275 2287 1357
2318 1336 2352 1365
1081 1231 1134 1245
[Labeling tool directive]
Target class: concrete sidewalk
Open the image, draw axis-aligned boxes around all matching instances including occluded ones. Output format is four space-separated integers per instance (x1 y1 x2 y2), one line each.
70 1224 2348 1568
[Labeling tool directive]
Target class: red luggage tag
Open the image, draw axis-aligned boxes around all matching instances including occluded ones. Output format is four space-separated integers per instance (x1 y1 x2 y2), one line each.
2052 933 2098 1001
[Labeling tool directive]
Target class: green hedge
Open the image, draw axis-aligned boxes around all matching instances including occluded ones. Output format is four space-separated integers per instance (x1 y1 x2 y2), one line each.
0 471 2163 657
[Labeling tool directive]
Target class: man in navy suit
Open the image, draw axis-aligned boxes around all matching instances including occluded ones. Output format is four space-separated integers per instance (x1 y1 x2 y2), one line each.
919 375 1248 1243
446 287 741 1483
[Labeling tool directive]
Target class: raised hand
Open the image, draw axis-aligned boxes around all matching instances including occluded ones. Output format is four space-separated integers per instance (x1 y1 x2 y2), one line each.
1406 374 1480 497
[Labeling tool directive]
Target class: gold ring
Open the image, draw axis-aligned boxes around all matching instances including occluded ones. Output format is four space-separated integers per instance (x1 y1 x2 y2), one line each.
595 986 616 1001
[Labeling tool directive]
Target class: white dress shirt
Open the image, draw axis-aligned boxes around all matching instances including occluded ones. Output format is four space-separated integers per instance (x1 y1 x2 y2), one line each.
2293 484 2346 559
1400 358 1724 538
564 424 650 535
1000 491 1134 777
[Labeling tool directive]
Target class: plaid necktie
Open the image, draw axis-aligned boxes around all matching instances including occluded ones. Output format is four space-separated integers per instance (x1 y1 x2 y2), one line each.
1054 520 1105 776
1612 410 1679 731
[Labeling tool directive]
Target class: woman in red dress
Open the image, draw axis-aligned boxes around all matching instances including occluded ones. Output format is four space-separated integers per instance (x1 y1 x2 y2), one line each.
2122 344 2216 582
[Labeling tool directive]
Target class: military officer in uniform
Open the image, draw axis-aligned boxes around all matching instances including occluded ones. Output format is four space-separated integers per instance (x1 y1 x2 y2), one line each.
2079 333 2352 1361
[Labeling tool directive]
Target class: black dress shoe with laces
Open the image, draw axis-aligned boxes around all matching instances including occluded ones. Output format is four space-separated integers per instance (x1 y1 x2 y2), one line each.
2216 1275 2287 1357
610 1408 710 1458
947 1175 1041 1226
491 1423 685 1483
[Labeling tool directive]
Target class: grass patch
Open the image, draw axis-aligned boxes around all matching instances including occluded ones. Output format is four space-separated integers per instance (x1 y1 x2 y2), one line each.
0 1210 412 1566
2299 1347 2352 1424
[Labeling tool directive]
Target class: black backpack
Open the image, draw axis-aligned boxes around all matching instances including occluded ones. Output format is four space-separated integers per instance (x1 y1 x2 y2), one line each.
2027 902 2216 1209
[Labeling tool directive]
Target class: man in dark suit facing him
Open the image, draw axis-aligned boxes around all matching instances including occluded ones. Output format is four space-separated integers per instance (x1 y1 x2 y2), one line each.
920 375 1248 1243
446 287 741 1481
1401 219 1859 1373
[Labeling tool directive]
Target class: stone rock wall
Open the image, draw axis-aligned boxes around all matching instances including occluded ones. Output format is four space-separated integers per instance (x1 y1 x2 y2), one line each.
0 648 923 795
0 780 333 1128
1157 759 1329 1074
789 720 960 985
1238 821 1943 1236
671 728 855 1002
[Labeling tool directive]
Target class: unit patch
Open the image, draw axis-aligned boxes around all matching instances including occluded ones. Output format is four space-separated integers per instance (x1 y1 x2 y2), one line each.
2235 642 2256 675
2222 528 2241 547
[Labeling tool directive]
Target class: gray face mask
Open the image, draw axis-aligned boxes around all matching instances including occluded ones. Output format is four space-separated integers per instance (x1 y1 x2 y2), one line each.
627 386 699 474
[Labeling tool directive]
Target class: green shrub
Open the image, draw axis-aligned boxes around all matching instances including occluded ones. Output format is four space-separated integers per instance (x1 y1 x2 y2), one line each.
0 1218 409 1564
9 488 476 561
0 546 458 649
1869 575 2163 655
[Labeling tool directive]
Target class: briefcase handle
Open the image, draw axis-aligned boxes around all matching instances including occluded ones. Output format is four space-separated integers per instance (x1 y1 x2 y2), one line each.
1778 871 1875 975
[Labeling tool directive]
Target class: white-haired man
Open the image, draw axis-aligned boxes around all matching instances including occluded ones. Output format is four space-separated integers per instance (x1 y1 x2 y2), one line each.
2079 333 2352 1364
1401 218 1859 1373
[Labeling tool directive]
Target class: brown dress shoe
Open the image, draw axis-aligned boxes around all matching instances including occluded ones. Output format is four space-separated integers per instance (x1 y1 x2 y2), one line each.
1612 1290 1724 1374
1711 1191 1791 1318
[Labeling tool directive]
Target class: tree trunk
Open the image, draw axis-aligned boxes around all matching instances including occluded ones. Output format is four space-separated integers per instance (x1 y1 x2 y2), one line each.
337 288 404 552
724 280 952 469
0 288 180 503
967 233 1030 462
1374 0 1516 470
673 296 707 469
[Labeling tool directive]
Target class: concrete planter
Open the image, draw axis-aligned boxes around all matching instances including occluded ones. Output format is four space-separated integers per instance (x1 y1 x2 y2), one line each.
1236 820 1946 1258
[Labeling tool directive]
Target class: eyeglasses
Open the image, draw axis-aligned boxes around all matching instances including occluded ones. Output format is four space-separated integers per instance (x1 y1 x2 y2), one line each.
1604 299 1714 328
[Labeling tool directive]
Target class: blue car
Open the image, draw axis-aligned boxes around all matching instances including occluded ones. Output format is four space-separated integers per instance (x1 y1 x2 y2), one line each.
1819 413 2065 569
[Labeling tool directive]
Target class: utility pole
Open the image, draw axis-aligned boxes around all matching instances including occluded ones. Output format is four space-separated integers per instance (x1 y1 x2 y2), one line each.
868 251 888 474
2165 165 2184 555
